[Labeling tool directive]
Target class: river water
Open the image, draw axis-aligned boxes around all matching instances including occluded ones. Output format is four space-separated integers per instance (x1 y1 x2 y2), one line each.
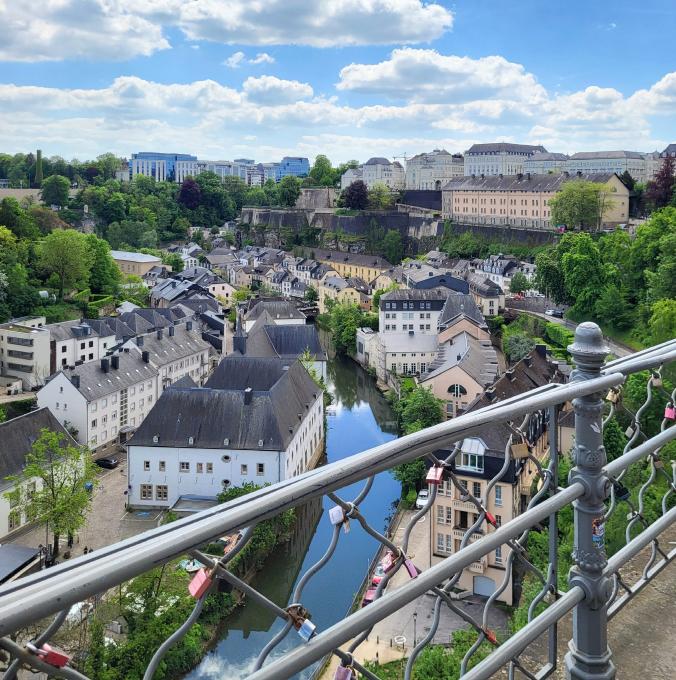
185 356 400 680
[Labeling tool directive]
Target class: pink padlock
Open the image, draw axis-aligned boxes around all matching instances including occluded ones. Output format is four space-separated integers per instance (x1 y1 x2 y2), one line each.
188 568 212 599
425 466 444 485
665 404 676 420
38 644 70 668
404 559 418 579
381 551 396 573
334 665 355 680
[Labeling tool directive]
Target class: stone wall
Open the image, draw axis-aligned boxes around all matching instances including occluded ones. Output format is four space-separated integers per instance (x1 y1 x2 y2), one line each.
295 188 338 209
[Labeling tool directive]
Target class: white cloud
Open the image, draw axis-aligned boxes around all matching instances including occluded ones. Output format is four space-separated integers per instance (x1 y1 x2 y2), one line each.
251 53 275 65
629 72 676 115
224 52 246 68
0 0 452 61
224 51 276 68
242 76 314 105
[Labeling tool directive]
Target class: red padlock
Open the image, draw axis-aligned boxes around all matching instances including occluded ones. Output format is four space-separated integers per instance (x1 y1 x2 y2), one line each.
34 643 70 668
485 511 497 527
188 568 212 599
483 628 498 645
425 466 444 485
665 404 676 420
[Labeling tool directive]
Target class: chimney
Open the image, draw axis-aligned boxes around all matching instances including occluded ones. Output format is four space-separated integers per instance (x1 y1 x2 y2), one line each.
186 321 193 331
71 374 80 388
535 344 548 358
577 170 582 177
517 173 523 180
157 328 163 340
243 387 253 405
169 326 175 337
136 335 144 347
111 355 119 370
100 358 110 373
142 350 150 363
527 172 531 180
233 313 247 355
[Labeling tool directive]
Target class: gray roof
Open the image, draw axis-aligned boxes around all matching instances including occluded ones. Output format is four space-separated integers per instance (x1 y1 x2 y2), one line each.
0 408 78 489
661 144 676 156
128 326 210 367
438 293 486 329
364 157 391 165
468 273 503 297
466 143 546 155
0 545 40 583
129 358 319 451
151 278 202 303
442 172 619 192
526 152 569 161
245 300 306 322
110 250 161 263
381 287 452 302
45 319 116 342
59 351 159 401
240 319 327 361
421 332 498 385
568 150 645 160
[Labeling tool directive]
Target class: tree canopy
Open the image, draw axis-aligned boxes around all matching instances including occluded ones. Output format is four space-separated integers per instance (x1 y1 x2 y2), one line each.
40 174 70 207
548 179 614 231
342 180 369 210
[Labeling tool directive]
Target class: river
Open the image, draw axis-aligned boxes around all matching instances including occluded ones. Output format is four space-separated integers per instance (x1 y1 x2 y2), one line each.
185 356 400 680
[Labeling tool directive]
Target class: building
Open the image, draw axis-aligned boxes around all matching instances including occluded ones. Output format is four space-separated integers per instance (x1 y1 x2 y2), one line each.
46 319 117 373
565 151 649 183
126 357 324 509
175 159 250 184
522 152 569 175
111 250 163 277
317 276 371 313
341 157 405 190
243 300 307 332
278 157 310 179
442 172 629 229
464 143 547 177
310 248 391 284
429 348 566 604
468 273 505 317
0 317 50 389
406 150 464 190
0 408 79 539
130 152 197 182
340 166 363 189
37 351 160 450
175 267 236 303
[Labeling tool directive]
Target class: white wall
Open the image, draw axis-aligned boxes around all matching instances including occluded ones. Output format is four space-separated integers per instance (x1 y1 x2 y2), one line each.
37 373 88 444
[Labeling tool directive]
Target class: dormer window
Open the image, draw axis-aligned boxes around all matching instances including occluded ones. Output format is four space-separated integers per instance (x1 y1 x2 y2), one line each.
458 438 485 472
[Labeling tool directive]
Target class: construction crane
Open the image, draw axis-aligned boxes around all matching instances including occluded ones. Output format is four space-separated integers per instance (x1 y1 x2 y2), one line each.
393 154 408 164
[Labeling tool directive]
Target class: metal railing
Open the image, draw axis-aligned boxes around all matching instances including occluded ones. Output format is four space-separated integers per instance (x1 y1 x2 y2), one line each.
0 322 675 680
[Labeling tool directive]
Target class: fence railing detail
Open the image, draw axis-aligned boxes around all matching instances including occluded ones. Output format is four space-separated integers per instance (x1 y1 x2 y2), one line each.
0 322 674 680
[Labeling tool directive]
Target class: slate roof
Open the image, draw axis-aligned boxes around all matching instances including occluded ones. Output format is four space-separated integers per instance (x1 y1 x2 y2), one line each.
526 152 569 162
661 144 676 156
151 279 202 303
129 358 319 451
420 331 498 385
46 318 121 342
468 273 504 297
110 250 161 263
0 545 40 583
57 351 159 401
381 287 452 302
127 326 210 367
438 293 486 329
364 157 391 165
568 150 645 160
0 408 78 490
245 300 306 322
240 318 327 361
465 143 547 155
442 172 618 192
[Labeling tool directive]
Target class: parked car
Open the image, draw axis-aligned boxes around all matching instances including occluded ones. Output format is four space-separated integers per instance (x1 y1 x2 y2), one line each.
371 564 385 586
545 309 564 318
95 457 119 469
415 489 429 509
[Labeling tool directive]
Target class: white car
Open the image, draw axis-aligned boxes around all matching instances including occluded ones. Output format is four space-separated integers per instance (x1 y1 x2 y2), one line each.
415 489 429 509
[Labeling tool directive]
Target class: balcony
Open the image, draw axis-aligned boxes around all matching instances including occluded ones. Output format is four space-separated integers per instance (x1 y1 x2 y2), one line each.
468 557 487 573
453 527 483 541
453 498 479 512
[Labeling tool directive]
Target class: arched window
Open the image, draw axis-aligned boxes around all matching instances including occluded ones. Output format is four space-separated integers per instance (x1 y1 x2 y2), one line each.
448 384 467 398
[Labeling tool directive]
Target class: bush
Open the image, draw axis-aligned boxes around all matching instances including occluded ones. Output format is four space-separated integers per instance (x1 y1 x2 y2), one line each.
544 322 574 348
404 487 418 508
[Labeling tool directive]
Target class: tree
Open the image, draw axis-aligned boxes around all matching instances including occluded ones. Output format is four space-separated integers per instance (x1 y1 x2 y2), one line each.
382 229 403 264
278 175 302 207
178 178 201 210
304 285 318 303
504 333 536 362
549 180 613 231
594 284 633 329
603 418 627 462
34 149 43 187
86 234 121 295
646 156 675 209
619 170 635 191
39 229 94 299
40 174 70 207
308 155 335 186
4 429 97 555
342 180 369 210
100 192 127 224
648 298 676 344
368 182 393 210
559 233 606 315
398 385 444 434
509 271 529 294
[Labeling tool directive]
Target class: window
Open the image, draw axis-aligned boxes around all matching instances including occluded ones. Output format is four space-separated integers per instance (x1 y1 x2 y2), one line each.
140 484 153 500
495 514 502 527
91 419 97 428
91 403 97 412
495 485 503 506
448 384 468 397
459 452 483 472
156 485 168 501
495 545 503 563
437 532 444 551
257 463 265 476
180 461 190 472
144 460 150 471
241 464 248 475
206 462 213 473
102 398 107 407
472 482 481 498
159 461 166 472
436 506 444 524
196 463 203 473
8 511 21 531
61 346 66 354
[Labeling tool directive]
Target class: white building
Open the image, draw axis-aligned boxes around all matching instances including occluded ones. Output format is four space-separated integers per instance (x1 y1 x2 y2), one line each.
126 357 324 509
0 317 50 390
565 151 649 182
131 158 167 182
0 408 80 539
405 150 464 190
47 319 117 373
340 157 405 191
464 143 547 176
340 166 363 190
522 152 569 175
37 351 160 451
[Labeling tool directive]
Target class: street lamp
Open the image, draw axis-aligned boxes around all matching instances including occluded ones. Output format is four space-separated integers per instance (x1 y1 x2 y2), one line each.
413 611 417 647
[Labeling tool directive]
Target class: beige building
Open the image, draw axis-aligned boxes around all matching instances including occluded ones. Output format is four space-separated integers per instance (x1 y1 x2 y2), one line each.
341 157 405 190
406 149 464 190
318 276 371 313
429 348 566 604
468 274 505 317
111 250 163 277
312 249 391 285
464 143 547 177
442 172 629 230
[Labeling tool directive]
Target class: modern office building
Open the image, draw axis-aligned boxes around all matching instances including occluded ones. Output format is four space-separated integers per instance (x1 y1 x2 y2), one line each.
130 153 198 182
278 157 310 178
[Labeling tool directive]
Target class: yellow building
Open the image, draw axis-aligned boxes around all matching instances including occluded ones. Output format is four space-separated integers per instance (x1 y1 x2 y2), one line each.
111 250 163 276
318 276 371 313
442 172 629 229
312 248 391 285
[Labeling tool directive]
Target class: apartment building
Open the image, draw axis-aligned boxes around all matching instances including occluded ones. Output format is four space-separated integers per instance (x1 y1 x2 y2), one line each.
111 250 163 277
0 318 50 389
130 152 197 182
406 150 464 190
522 152 569 175
340 157 405 190
468 273 505 317
317 276 371 313
311 248 391 284
46 319 118 373
565 151 650 183
464 143 547 177
442 172 629 230
175 267 236 302
243 299 307 332
429 348 566 604
37 351 160 450
126 357 324 509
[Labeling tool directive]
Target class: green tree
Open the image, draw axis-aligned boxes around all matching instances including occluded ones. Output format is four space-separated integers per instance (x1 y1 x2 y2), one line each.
40 174 70 207
278 175 302 207
648 298 676 344
4 429 97 556
368 182 393 210
39 229 94 299
100 192 127 224
549 180 614 231
162 251 184 273
560 233 605 315
603 418 627 462
382 229 403 264
308 154 335 186
594 284 633 329
342 180 369 210
398 384 444 434
86 234 121 295
509 271 529 294
304 285 318 303
504 332 536 362
327 303 367 354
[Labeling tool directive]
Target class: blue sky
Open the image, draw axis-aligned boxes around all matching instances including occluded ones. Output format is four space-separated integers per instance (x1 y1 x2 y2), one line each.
1 1 674 163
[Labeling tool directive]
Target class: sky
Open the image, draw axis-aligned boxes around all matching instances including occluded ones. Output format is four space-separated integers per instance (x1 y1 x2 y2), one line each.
0 0 675 164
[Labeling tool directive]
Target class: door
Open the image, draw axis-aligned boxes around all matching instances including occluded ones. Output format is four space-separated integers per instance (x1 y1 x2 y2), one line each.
473 575 496 597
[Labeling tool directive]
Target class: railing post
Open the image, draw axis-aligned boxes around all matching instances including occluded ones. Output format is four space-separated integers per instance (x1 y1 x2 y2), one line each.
565 322 615 680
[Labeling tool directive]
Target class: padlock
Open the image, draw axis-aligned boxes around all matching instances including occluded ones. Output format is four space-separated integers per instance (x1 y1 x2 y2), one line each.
188 568 212 599
297 618 316 642
425 466 444 485
510 442 530 459
485 511 497 527
651 373 662 388
37 644 70 668
614 483 630 501
381 551 397 573
654 458 664 469
605 389 619 403
664 404 676 420
328 505 345 525
483 628 498 645
625 425 635 438
334 665 356 680
404 559 418 579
